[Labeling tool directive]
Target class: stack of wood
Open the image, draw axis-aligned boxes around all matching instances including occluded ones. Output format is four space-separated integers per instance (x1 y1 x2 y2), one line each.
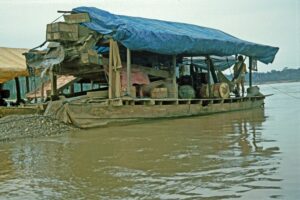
142 80 176 99
151 88 168 99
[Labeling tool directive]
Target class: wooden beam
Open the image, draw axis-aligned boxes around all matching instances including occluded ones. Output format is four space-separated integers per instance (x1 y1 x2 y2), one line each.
127 48 131 96
113 41 121 98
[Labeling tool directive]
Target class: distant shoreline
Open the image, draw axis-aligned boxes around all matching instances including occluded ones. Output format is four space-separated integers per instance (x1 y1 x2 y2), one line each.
254 80 300 85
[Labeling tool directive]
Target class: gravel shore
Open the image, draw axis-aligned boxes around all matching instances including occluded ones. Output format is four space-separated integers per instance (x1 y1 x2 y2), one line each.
0 114 77 142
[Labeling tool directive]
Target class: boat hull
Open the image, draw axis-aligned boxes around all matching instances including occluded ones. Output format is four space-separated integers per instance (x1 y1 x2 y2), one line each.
46 96 265 128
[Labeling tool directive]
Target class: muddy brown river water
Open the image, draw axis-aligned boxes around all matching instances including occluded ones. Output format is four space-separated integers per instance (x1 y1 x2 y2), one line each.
0 82 300 199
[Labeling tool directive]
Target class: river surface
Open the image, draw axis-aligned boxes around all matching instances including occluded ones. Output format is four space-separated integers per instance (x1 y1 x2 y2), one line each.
0 82 300 199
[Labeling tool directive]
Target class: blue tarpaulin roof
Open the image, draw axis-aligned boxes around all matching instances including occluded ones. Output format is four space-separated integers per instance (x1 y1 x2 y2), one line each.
73 7 279 64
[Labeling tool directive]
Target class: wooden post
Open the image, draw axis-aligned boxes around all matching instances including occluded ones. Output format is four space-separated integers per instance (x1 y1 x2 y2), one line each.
70 84 74 95
80 82 83 92
50 70 57 98
14 77 21 104
249 56 253 87
206 57 211 98
108 39 113 99
172 55 178 98
25 76 30 93
41 82 45 102
91 80 94 90
127 48 131 96
207 56 218 83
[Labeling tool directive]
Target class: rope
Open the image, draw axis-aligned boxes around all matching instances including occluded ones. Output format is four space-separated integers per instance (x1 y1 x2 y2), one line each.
50 13 64 24
267 84 300 100
30 14 64 51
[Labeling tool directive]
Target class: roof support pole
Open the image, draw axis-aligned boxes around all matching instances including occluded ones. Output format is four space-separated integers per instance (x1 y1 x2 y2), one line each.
206 56 218 83
126 48 131 96
108 39 113 99
69 84 74 95
25 77 30 94
205 56 211 98
14 77 21 104
41 82 44 102
172 55 178 99
249 56 253 87
50 69 57 100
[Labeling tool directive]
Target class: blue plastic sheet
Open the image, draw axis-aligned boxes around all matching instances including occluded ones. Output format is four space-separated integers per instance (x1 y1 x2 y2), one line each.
73 7 279 64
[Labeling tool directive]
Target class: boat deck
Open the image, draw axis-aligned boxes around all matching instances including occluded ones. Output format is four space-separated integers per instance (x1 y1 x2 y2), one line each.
84 95 266 106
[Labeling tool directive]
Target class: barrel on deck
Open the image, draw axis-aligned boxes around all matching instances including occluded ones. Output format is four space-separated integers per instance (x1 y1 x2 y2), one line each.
199 84 209 98
178 85 195 99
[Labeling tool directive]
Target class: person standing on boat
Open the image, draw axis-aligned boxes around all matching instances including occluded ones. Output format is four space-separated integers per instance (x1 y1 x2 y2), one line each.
233 55 247 97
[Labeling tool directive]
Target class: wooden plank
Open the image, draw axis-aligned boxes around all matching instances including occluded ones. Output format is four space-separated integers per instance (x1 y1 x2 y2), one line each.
63 13 90 24
47 22 78 33
46 22 79 41
87 90 108 98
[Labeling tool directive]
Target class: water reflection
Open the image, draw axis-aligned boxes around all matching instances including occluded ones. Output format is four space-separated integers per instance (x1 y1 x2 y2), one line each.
0 108 282 199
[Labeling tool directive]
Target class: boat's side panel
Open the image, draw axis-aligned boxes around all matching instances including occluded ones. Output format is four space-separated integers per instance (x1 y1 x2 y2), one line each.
57 97 264 128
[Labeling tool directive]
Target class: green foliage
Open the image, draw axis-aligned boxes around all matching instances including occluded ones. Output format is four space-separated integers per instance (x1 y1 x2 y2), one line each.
251 67 300 84
226 67 300 84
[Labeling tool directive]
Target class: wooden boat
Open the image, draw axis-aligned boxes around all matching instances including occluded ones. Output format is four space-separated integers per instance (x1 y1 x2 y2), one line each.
24 7 279 128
